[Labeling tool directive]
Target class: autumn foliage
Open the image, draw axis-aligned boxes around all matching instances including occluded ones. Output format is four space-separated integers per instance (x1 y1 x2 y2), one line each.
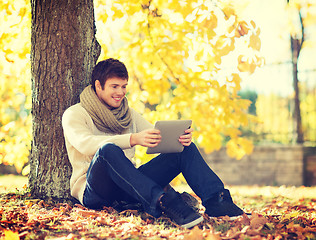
0 0 31 173
0 0 266 174
3 0 315 172
1 185 316 239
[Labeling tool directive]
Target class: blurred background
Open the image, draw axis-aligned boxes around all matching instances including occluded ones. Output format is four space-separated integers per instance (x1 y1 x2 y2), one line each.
0 0 315 187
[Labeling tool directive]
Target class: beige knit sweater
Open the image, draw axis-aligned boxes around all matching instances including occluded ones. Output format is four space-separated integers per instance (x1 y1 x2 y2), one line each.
62 103 153 204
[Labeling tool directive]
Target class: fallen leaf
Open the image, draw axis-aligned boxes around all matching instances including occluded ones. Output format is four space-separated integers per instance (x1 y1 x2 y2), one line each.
206 232 222 240
184 226 203 240
75 209 99 218
3 230 19 240
250 213 268 230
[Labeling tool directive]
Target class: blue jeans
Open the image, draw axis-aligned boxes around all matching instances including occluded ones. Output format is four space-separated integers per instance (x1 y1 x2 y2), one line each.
83 143 224 217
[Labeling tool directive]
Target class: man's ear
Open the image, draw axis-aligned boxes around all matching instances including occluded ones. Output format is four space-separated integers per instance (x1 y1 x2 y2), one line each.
95 80 102 91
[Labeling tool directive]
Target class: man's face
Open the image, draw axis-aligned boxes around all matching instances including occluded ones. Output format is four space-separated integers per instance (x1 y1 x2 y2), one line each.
95 77 128 109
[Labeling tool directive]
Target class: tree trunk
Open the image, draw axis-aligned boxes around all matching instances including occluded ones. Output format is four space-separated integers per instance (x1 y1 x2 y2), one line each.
29 0 101 199
287 0 304 144
291 37 304 144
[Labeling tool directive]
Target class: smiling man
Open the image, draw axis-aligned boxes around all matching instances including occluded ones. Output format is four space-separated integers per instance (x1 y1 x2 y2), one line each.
62 58 244 229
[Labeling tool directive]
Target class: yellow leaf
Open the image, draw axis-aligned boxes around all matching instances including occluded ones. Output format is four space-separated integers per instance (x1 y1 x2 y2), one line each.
226 138 254 160
237 55 248 72
222 6 235 19
237 21 249 36
214 55 222 65
250 20 256 28
224 128 241 138
98 11 108 23
214 37 235 56
249 32 261 51
112 8 124 19
3 230 20 240
183 226 203 240
206 233 222 240
237 55 261 74
250 214 268 229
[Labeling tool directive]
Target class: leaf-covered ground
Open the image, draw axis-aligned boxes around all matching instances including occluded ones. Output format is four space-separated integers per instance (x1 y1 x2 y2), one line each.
0 176 316 239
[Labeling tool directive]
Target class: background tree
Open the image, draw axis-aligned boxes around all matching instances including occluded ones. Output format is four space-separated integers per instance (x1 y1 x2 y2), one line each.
287 0 305 144
29 0 100 198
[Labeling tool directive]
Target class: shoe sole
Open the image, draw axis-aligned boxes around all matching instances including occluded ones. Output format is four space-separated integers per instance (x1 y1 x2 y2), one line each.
181 216 204 229
209 212 252 220
230 212 252 220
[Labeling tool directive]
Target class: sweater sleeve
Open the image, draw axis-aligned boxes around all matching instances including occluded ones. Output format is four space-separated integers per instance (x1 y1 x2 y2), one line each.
62 104 132 157
131 109 154 132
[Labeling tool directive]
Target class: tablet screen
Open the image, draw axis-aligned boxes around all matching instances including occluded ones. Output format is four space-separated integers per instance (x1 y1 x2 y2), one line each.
146 120 192 154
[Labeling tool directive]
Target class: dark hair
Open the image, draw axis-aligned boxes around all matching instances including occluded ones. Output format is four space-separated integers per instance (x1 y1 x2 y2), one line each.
91 58 128 91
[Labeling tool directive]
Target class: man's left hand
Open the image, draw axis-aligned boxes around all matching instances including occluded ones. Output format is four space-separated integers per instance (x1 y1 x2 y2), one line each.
179 128 193 146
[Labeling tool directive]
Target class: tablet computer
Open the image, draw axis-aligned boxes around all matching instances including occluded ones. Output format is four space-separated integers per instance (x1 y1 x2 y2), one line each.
146 120 192 154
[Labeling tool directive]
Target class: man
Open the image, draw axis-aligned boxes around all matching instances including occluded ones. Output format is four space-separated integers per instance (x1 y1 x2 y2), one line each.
62 58 244 229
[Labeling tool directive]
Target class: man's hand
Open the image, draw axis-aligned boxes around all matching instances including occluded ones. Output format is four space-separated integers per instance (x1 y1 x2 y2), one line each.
130 129 161 147
179 128 193 146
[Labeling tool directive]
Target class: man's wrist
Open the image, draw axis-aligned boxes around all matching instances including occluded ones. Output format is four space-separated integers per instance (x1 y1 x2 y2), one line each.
130 133 136 147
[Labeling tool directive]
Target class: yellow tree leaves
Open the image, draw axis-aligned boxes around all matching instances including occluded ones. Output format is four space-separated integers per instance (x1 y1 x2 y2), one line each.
142 79 171 105
0 0 30 62
237 55 263 74
227 138 254 160
1 0 264 172
287 0 316 37
0 0 31 172
248 27 261 51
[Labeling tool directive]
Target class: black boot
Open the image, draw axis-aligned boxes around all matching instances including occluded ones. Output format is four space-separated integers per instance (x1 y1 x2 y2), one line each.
181 192 200 212
204 189 244 217
159 189 203 228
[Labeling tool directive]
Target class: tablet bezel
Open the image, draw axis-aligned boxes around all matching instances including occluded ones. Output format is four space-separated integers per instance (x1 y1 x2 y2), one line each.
146 120 192 154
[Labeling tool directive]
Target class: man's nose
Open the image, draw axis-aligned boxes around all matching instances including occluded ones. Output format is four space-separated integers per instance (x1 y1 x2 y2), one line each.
117 87 125 96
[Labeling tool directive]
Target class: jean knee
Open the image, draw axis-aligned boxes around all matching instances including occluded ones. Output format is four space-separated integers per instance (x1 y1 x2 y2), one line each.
183 142 198 152
98 143 123 158
87 143 122 182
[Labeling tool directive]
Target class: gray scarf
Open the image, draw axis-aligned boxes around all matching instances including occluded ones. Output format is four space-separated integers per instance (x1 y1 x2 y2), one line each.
80 85 132 134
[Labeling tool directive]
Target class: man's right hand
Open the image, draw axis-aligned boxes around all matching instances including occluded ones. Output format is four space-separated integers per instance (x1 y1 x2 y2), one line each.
130 129 161 147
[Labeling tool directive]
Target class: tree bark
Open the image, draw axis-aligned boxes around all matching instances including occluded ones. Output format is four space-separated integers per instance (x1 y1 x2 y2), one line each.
287 0 304 144
29 0 101 199
291 37 304 144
